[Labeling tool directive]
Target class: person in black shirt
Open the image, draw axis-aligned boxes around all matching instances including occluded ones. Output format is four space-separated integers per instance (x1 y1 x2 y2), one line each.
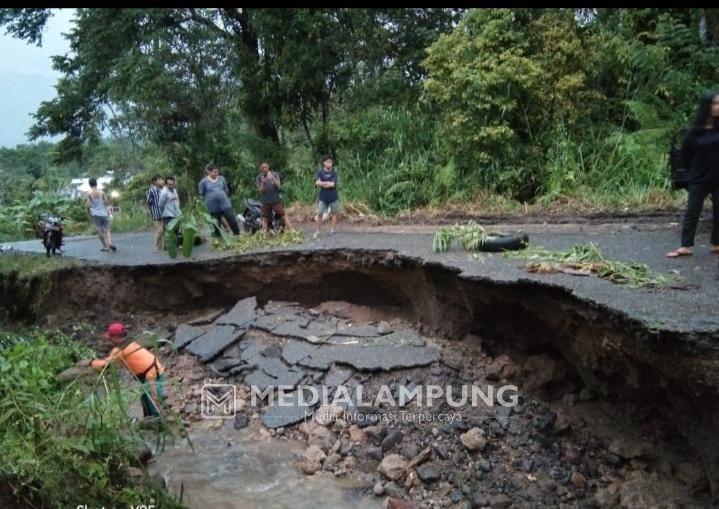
313 155 340 239
667 91 719 257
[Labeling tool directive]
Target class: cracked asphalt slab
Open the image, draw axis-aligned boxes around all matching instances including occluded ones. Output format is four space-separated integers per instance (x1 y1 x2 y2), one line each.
6 220 719 336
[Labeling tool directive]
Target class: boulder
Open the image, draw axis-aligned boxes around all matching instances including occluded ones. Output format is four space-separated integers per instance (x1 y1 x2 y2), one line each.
314 404 344 426
379 454 408 481
298 445 326 475
416 464 441 484
460 427 487 451
381 429 403 451
385 498 418 509
608 438 654 460
349 424 367 444
523 354 565 391
489 493 513 508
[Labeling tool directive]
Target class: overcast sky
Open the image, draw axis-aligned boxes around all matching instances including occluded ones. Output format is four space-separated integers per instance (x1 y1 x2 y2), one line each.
0 9 75 149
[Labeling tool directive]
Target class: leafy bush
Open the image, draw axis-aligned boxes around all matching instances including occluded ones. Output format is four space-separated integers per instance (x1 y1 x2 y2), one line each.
0 192 89 242
0 329 184 508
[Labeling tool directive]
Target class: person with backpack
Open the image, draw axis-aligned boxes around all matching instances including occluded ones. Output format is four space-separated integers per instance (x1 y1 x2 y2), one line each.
76 322 167 418
86 177 116 252
667 91 719 258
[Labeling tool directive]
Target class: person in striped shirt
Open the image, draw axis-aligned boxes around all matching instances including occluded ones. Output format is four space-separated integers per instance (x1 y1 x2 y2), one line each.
145 175 165 252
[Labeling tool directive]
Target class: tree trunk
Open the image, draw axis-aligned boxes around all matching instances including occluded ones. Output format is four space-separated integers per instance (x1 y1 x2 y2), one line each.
235 9 280 144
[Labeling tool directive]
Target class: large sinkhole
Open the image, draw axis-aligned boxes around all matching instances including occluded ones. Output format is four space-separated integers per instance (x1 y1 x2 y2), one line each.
3 248 719 507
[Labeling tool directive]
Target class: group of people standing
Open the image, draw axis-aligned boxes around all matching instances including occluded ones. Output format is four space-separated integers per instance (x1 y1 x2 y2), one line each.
252 154 340 238
145 175 181 252
75 93 719 422
139 156 341 253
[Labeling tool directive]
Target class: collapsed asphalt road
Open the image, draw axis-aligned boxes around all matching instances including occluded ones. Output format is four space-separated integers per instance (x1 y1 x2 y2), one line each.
3 220 719 502
162 297 713 507
7 221 719 333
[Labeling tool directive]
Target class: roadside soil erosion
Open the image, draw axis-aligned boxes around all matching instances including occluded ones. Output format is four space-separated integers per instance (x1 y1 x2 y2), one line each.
2 248 718 506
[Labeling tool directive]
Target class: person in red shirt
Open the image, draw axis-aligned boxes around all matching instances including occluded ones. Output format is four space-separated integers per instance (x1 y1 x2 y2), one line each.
77 323 166 418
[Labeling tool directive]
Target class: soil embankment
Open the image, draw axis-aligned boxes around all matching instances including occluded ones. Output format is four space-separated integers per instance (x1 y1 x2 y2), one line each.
2 246 718 504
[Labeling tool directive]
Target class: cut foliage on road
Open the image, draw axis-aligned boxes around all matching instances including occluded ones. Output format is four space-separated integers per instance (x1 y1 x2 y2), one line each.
505 242 684 289
213 229 306 254
432 221 528 253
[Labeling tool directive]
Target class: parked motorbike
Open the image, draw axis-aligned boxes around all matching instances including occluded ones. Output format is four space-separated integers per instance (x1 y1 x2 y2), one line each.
41 214 64 257
238 198 285 234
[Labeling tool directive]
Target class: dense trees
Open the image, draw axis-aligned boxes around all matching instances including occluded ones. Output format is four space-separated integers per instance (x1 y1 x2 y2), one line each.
1 8 718 217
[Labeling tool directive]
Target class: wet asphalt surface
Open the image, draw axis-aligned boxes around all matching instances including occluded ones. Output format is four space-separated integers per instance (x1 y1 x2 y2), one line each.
6 220 719 336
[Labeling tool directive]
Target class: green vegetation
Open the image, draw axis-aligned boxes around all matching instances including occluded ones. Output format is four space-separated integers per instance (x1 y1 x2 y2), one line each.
0 328 184 508
213 229 306 254
0 253 81 313
0 140 170 242
505 242 682 288
432 225 681 288
0 252 79 280
0 8 716 240
432 221 517 253
0 189 88 242
165 199 230 258
110 201 152 234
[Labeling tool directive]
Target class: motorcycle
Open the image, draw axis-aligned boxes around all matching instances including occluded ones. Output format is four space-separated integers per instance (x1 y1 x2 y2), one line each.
41 214 64 257
238 198 285 234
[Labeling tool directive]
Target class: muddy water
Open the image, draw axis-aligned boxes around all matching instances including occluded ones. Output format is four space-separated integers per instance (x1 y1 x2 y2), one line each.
148 427 382 509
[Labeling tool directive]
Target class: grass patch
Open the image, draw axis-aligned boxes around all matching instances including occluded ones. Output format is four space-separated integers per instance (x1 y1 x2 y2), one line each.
102 201 153 235
0 252 79 279
0 328 185 508
213 229 306 254
504 242 683 288
0 253 82 314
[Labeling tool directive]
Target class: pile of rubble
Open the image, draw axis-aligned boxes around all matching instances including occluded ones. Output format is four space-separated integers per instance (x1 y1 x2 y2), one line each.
169 298 711 508
175 297 440 428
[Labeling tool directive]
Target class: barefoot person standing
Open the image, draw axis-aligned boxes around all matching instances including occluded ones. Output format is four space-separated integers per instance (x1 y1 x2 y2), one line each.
667 91 719 258
86 177 116 252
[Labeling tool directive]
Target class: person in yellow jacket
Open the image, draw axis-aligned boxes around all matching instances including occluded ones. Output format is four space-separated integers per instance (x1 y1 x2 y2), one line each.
77 322 166 418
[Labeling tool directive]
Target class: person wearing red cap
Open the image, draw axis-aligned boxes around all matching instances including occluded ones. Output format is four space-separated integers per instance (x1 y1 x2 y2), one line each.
77 322 166 418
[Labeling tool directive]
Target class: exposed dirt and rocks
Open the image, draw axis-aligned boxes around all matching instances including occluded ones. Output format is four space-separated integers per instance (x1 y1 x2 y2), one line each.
3 221 719 507
54 297 714 508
